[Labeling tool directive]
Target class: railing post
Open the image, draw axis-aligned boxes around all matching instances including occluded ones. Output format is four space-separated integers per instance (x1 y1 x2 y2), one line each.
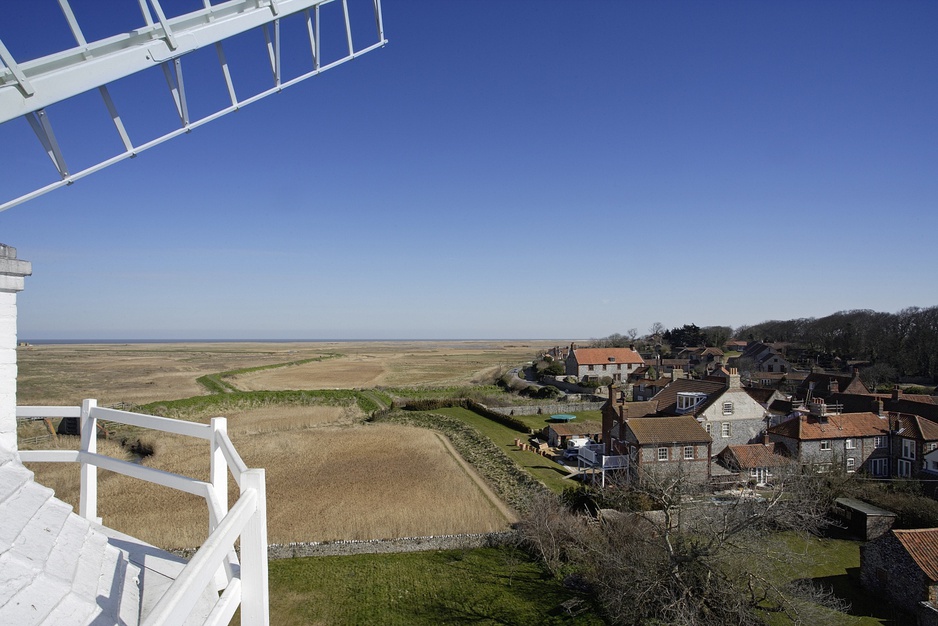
78 399 99 522
210 417 229 525
240 469 269 626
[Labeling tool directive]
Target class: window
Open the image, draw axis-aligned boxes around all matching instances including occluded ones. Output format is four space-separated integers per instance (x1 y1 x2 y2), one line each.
874 436 887 449
683 446 694 460
704 423 712 435
902 439 916 460
722 401 734 416
588 365 594 371
819 440 831 451
602 364 607 371
927 442 938 453
721 423 731 438
898 459 912 478
845 439 856 450
870 458 888 476
658 447 668 461
846 457 856 473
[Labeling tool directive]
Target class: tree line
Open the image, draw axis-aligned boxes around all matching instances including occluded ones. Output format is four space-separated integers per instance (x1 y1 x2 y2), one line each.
736 306 938 382
592 306 938 382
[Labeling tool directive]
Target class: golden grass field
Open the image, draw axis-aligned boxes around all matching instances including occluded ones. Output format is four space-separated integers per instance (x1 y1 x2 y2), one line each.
17 340 559 547
17 340 555 404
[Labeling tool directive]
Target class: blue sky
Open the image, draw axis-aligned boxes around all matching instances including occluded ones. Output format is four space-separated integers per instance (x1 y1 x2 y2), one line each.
1 0 936 340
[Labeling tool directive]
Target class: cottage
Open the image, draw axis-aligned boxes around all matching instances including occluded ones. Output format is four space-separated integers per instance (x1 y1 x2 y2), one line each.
651 370 769 454
861 528 938 621
716 442 790 486
766 401 889 474
565 344 645 383
618 416 712 483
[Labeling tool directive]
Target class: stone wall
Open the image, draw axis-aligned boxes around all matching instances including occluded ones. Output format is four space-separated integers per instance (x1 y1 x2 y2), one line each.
482 401 605 417
860 532 930 615
267 531 516 559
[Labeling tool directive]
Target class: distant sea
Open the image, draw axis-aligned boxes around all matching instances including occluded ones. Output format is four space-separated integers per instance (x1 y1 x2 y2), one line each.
22 338 546 345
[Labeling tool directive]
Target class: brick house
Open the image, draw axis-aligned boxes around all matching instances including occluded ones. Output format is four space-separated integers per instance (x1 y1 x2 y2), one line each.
617 416 712 483
565 344 645 383
861 528 938 620
766 401 890 474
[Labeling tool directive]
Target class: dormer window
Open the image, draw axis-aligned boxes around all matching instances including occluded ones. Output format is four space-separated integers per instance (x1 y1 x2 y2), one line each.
676 392 708 414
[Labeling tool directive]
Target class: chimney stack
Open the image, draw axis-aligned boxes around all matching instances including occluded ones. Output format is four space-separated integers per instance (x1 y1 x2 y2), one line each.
892 385 901 402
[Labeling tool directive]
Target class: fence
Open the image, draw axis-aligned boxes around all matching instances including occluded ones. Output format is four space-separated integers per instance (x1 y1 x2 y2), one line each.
16 400 268 626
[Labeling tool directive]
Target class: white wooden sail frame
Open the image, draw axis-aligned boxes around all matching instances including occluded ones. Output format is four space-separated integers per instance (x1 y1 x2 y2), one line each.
0 0 386 213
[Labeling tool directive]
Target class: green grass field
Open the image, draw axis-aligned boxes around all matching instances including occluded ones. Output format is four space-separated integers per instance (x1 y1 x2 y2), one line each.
431 406 575 493
260 548 604 626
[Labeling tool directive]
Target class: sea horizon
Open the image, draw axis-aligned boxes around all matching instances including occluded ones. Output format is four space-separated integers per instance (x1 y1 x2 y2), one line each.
20 337 567 345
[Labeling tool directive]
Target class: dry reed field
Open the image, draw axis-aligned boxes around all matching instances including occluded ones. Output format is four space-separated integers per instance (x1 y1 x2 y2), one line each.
27 416 515 548
17 340 558 403
17 340 553 547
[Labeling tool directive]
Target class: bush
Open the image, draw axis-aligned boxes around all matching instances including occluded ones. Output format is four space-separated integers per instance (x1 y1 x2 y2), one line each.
542 361 565 376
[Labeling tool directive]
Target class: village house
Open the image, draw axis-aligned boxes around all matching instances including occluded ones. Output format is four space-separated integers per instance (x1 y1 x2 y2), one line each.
716 442 791 486
861 528 938 623
766 401 890 475
795 370 869 403
651 370 769 454
565 344 645 383
616 416 712 483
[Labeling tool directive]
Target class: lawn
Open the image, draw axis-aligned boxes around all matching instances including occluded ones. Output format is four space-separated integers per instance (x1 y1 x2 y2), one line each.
764 534 910 625
259 548 604 626
431 406 575 493
512 409 603 433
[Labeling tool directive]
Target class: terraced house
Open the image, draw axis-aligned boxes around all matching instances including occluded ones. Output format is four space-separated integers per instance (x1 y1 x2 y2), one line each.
766 400 890 474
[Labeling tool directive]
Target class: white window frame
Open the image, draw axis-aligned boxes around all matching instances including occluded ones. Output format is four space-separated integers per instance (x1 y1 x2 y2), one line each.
721 422 731 438
902 438 916 460
898 459 912 478
870 458 887 476
874 436 886 449
819 440 831 451
845 438 856 450
657 447 668 461
704 422 712 435
683 446 694 460
846 457 856 472
722 401 734 416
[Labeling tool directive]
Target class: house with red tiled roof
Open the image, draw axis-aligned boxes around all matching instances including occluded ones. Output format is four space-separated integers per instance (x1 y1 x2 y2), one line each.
889 412 938 479
766 400 890 474
861 528 938 620
716 442 791 486
565 344 645 384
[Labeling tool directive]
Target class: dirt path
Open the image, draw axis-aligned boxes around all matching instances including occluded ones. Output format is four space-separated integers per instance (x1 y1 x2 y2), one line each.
432 431 519 525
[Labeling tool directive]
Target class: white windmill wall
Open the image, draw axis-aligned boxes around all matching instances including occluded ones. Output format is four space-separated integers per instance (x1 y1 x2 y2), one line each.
0 244 31 453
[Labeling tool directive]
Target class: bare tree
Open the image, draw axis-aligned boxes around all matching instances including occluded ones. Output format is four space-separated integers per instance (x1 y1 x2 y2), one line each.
519 464 848 625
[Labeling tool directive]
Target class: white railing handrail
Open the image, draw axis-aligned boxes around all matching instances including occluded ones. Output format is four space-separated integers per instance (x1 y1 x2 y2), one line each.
15 401 269 626
143 486 258 626
215 429 249 487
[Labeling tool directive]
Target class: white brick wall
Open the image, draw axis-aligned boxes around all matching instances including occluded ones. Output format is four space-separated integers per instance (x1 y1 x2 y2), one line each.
0 291 18 452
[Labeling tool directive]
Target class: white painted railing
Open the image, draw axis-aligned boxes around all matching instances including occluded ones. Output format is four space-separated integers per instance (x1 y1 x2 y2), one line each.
16 400 268 626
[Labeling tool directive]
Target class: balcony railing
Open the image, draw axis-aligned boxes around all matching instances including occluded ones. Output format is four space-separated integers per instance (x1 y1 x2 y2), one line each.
16 399 268 626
